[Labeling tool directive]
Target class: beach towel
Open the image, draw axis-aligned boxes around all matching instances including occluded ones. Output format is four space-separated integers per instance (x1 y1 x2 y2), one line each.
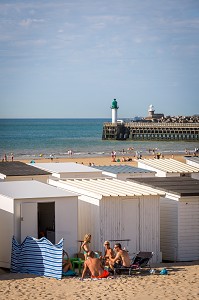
11 236 63 280
62 270 77 277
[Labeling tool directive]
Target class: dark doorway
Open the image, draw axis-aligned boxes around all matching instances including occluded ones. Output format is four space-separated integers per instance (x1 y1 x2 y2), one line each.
38 202 55 244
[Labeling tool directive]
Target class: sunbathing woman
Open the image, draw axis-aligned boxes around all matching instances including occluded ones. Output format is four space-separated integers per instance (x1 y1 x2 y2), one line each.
103 241 115 266
81 233 91 260
62 250 73 273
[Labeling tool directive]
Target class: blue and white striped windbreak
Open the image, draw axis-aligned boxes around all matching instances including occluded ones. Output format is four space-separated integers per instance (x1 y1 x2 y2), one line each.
11 236 63 280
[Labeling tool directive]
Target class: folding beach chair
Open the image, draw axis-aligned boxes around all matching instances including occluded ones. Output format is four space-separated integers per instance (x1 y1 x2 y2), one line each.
114 251 153 275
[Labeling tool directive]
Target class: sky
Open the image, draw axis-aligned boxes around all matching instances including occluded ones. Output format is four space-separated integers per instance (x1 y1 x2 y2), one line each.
0 0 199 118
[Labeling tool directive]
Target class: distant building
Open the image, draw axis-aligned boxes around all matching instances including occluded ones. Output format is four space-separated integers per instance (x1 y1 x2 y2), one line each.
145 104 164 120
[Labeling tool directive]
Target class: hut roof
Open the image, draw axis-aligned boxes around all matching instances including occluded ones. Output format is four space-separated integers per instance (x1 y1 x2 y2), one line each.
185 156 199 164
57 177 165 197
0 161 51 177
0 180 77 199
92 165 155 174
138 158 199 173
128 177 199 196
31 162 101 174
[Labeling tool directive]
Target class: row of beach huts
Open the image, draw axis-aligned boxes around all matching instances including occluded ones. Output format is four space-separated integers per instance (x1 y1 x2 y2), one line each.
0 157 199 269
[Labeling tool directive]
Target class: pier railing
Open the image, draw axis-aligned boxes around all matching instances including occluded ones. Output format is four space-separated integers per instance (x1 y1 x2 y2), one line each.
103 122 199 128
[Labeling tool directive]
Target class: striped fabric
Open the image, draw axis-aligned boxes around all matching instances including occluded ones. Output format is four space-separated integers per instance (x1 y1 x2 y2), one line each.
11 236 63 280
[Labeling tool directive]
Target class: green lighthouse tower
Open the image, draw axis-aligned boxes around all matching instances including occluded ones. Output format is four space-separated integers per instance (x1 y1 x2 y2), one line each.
111 98 119 123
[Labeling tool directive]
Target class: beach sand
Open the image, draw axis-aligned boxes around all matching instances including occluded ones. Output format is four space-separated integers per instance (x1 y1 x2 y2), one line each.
20 153 186 166
0 261 199 300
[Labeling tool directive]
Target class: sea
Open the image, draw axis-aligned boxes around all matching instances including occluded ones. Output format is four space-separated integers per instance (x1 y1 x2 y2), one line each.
0 118 198 161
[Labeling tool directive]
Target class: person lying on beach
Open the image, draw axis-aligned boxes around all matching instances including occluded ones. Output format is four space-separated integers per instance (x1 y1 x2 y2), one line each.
62 250 73 273
109 243 131 270
102 241 115 266
81 251 109 280
81 233 91 260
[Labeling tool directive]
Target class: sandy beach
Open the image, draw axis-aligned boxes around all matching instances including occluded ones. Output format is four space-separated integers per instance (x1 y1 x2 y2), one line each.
0 261 199 300
20 153 187 166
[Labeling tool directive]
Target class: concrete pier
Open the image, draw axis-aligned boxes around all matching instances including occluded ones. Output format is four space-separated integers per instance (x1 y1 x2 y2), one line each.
102 122 199 141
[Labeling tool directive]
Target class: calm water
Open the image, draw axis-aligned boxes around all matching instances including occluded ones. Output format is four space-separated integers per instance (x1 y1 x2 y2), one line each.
0 118 198 160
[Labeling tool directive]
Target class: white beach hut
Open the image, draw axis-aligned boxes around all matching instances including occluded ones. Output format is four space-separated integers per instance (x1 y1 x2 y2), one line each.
137 158 199 179
92 165 155 180
185 156 199 169
0 181 79 268
0 161 51 182
49 177 165 263
31 162 102 179
130 177 199 262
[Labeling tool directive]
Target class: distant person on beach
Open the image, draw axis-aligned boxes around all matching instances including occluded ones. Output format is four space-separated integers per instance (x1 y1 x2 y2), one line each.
81 251 109 280
4 153 7 162
68 150 73 156
50 154 54 161
81 233 91 260
11 153 14 161
109 243 131 270
111 151 116 162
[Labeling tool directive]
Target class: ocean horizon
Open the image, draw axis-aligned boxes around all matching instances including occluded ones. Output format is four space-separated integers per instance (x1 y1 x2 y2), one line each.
0 118 198 161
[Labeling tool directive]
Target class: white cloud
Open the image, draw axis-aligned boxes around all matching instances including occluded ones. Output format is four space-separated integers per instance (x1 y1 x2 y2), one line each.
19 18 45 27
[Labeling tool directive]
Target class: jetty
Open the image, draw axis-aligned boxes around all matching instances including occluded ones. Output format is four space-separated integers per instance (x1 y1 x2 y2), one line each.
102 101 199 141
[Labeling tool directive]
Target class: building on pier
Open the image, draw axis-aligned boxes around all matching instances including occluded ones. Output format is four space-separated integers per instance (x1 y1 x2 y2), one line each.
146 104 164 120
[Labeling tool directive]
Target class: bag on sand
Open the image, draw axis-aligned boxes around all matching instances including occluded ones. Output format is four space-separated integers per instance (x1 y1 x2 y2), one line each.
160 268 168 275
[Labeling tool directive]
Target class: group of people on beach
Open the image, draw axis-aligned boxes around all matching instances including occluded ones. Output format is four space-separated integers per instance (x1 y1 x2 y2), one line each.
63 233 131 280
1 153 14 162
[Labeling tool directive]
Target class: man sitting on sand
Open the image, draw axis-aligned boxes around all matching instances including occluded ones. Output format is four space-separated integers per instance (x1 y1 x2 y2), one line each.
109 243 131 270
81 251 109 280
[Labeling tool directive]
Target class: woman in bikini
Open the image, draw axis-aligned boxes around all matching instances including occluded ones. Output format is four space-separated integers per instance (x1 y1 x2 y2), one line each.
81 233 91 260
103 241 115 266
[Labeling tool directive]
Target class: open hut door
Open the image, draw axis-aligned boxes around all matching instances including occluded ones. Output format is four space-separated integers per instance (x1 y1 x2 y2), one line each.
21 203 38 242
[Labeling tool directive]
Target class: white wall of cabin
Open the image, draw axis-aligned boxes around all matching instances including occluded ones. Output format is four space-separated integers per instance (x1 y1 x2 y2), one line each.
99 195 161 263
139 196 161 263
4 175 49 183
160 196 178 261
191 173 199 180
117 172 156 180
13 196 78 257
78 194 100 253
177 197 199 261
59 171 102 179
0 195 14 268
